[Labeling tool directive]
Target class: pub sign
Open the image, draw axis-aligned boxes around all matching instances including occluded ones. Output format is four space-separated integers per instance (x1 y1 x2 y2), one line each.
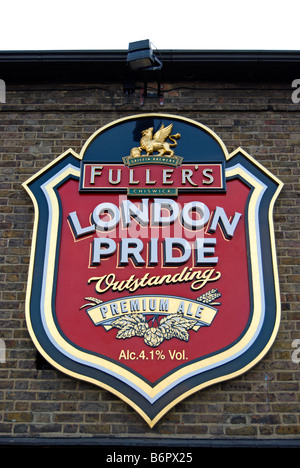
23 114 283 427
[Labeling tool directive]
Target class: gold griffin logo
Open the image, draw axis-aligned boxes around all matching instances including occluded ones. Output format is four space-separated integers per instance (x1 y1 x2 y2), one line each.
123 123 182 167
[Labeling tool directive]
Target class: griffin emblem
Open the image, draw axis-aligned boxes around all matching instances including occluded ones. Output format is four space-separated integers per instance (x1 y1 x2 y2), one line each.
130 123 181 158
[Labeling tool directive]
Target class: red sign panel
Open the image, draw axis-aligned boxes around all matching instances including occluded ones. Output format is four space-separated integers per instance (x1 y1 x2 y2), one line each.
80 163 224 193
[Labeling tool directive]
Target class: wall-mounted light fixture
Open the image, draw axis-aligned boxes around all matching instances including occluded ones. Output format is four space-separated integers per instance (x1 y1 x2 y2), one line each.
126 39 163 105
127 39 162 72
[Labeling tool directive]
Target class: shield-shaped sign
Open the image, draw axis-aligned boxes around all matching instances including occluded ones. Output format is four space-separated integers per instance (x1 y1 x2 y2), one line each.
23 114 283 427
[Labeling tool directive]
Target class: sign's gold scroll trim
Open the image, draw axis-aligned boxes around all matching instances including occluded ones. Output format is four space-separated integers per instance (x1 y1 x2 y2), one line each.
123 155 183 167
84 295 218 331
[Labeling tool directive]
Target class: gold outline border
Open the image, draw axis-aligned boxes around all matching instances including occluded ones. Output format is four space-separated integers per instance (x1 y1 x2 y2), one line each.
22 117 283 428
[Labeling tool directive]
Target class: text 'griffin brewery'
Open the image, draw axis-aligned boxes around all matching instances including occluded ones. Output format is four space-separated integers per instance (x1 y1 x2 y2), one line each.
68 198 242 267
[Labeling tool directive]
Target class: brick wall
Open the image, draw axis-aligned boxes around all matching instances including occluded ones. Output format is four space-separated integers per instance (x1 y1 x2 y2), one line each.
0 78 299 443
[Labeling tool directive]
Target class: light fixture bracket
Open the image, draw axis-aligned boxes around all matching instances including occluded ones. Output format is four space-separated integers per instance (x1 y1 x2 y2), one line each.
126 39 163 105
